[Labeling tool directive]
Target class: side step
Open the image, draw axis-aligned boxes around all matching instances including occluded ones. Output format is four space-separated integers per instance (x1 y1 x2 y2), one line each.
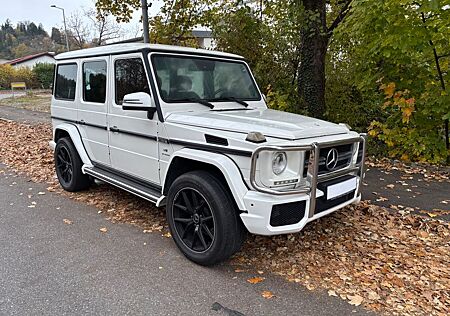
83 166 163 204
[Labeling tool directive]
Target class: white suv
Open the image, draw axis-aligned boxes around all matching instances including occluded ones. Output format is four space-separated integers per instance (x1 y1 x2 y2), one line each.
50 43 366 265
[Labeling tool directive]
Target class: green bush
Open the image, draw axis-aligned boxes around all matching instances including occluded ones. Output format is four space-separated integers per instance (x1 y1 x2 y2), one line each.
32 63 54 89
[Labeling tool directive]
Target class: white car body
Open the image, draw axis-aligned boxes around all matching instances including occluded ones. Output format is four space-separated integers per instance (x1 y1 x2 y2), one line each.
50 43 366 238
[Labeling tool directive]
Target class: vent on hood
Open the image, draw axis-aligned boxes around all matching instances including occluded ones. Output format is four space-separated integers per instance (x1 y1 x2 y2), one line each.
205 134 228 146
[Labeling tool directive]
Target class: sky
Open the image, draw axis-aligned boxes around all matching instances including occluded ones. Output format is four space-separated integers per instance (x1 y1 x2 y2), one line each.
0 0 164 38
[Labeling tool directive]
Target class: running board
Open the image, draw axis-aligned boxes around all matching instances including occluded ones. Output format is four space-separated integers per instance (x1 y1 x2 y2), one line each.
83 166 164 205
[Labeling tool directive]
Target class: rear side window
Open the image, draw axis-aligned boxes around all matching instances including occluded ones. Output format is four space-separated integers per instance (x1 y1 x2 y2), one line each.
55 64 77 100
83 61 107 103
114 58 150 105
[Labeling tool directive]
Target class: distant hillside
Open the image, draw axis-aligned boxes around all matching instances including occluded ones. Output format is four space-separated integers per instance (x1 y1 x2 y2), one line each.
0 19 66 60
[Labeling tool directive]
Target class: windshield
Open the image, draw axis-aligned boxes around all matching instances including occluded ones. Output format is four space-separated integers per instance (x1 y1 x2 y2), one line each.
151 54 261 103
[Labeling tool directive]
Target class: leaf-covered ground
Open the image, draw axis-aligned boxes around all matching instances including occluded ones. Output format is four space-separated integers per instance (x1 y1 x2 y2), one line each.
0 120 449 316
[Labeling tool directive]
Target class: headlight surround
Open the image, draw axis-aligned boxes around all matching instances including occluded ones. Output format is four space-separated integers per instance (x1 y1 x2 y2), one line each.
272 152 287 175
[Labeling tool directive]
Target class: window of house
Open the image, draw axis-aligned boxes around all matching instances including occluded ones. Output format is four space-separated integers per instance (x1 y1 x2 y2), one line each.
114 58 150 105
55 64 78 100
83 61 107 103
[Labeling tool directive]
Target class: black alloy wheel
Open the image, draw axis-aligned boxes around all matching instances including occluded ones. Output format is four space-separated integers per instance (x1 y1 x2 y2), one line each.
54 137 91 192
166 171 246 266
56 145 73 185
172 188 215 253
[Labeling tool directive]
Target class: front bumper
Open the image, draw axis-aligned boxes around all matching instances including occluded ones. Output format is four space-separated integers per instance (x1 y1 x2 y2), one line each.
240 134 366 235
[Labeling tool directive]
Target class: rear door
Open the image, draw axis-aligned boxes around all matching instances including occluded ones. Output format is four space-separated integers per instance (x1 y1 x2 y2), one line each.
77 57 109 165
108 53 160 185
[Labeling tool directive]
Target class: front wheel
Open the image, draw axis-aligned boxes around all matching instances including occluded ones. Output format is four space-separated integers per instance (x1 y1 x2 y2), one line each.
166 171 246 266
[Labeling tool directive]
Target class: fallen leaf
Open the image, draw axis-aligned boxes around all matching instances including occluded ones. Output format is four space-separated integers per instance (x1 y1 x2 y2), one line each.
247 277 265 284
348 294 364 306
386 184 395 189
63 219 72 225
261 290 274 299
99 227 108 233
328 290 337 297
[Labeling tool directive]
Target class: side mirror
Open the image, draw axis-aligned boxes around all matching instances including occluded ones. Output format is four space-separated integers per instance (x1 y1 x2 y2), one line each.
122 92 157 119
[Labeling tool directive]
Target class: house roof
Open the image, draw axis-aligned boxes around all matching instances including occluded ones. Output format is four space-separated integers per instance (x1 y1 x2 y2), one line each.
55 43 243 61
6 52 55 66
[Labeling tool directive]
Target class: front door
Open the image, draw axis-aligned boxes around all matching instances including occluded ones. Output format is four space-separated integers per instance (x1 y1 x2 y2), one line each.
77 57 109 165
108 53 160 185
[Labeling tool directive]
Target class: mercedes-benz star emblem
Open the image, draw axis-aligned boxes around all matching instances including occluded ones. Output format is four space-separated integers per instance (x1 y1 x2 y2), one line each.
326 148 339 171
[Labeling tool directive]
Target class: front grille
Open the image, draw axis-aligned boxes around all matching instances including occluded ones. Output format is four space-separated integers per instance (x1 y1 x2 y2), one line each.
303 144 354 177
270 201 306 227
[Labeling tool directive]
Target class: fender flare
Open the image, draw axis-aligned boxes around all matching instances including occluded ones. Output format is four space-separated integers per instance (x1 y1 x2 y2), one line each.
52 123 92 167
163 148 249 211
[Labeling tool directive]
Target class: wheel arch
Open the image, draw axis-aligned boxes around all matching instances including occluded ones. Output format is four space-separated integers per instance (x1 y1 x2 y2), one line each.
162 148 248 211
53 123 92 166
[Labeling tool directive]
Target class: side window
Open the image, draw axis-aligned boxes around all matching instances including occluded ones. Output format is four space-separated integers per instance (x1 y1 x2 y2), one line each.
83 61 107 103
55 64 77 100
114 58 150 105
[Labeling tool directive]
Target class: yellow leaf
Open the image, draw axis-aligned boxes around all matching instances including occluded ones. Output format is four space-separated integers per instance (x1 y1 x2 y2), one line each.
261 290 274 299
99 227 108 233
348 294 364 306
247 277 265 284
384 82 396 99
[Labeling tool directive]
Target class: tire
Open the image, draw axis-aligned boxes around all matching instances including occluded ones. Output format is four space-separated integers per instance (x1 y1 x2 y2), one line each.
166 171 246 266
54 137 91 192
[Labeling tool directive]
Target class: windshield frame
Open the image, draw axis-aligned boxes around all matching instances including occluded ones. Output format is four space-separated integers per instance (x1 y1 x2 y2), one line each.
149 53 262 105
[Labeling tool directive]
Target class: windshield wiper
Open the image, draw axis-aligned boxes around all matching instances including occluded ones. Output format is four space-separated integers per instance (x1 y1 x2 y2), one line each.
209 97 249 107
175 98 214 109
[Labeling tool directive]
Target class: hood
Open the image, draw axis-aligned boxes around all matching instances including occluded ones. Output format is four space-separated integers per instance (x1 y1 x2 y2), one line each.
166 108 349 140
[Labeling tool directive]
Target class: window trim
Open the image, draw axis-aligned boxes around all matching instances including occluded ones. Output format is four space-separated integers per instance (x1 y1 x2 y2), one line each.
54 62 78 101
113 57 151 106
150 53 262 104
82 59 108 104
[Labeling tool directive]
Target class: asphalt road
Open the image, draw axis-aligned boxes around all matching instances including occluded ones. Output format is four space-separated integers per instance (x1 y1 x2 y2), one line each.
0 164 371 315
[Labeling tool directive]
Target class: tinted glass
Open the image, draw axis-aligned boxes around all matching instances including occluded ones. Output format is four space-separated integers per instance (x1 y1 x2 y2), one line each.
152 55 260 103
55 64 77 100
115 58 150 105
83 61 107 103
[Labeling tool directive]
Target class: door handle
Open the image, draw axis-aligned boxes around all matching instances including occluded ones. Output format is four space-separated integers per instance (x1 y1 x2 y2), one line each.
79 119 85 125
110 126 119 133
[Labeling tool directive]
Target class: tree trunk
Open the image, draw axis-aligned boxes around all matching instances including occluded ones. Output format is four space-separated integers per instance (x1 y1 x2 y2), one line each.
297 0 328 118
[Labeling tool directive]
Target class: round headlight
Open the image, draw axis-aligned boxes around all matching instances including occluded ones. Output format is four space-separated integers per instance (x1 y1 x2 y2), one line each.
272 152 287 175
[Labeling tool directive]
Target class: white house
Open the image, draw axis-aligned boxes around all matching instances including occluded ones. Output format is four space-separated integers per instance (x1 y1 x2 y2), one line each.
191 30 214 49
6 52 55 68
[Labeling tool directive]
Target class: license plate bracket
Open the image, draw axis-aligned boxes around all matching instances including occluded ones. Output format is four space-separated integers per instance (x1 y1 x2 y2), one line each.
326 177 357 200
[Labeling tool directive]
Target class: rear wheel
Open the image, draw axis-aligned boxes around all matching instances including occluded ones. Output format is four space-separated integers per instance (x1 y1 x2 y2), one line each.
55 137 91 192
166 171 246 266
